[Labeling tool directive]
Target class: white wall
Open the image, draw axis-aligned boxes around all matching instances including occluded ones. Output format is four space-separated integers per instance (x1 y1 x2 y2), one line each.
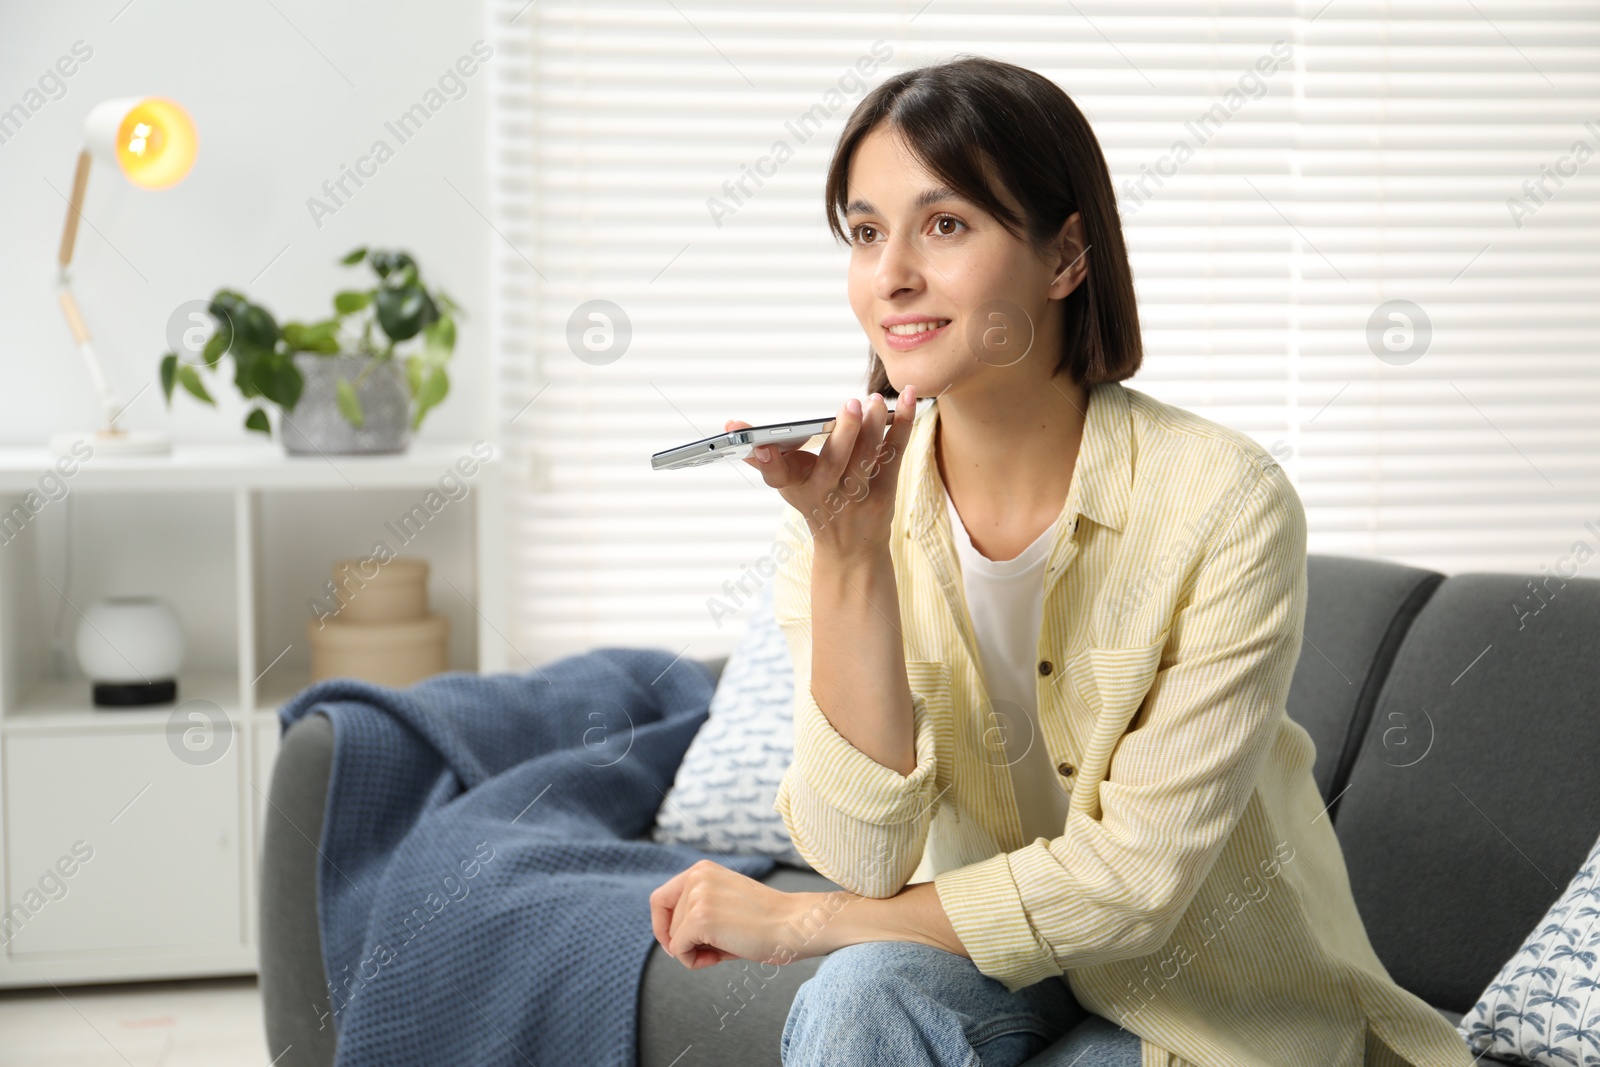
0 0 494 682
0 0 492 447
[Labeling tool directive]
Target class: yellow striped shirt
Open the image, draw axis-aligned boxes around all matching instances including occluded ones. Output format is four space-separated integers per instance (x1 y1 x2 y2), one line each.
771 380 1474 1067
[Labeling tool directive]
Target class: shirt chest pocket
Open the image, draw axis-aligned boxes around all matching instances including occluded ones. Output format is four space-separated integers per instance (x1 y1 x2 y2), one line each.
1061 632 1169 761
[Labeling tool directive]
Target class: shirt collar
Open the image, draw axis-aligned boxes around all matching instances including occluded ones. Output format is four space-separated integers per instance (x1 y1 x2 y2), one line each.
905 379 1132 539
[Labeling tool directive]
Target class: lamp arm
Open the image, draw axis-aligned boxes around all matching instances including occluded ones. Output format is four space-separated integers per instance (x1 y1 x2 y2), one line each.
58 148 90 269
55 147 128 433
57 284 124 431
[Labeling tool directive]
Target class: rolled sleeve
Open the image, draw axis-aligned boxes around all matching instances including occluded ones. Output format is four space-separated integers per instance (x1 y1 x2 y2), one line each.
784 674 940 826
933 461 1307 990
934 852 1059 992
768 507 943 897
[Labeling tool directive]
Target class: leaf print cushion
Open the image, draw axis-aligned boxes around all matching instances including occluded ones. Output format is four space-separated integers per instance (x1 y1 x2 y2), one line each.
1459 828 1600 1065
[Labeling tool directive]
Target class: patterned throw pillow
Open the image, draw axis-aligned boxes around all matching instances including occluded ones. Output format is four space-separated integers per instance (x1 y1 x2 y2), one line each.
1458 830 1600 1065
651 579 810 868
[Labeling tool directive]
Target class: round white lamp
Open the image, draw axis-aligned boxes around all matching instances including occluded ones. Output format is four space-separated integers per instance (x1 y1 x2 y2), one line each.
75 595 185 707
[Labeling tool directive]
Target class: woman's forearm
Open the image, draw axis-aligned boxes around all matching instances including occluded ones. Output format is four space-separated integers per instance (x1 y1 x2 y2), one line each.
809 543 917 776
794 880 968 959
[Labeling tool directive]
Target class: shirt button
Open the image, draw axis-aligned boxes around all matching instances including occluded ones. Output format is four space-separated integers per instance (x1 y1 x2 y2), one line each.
1057 762 1075 777
1038 660 1053 676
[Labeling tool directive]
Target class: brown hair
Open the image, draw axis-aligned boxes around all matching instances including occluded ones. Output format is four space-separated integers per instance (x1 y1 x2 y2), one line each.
824 56 1143 397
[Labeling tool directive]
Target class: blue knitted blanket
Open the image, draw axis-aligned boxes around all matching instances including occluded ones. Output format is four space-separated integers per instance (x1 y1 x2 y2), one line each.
278 646 777 1067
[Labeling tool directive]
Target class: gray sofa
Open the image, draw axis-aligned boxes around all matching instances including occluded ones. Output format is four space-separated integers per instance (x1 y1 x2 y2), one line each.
259 555 1600 1065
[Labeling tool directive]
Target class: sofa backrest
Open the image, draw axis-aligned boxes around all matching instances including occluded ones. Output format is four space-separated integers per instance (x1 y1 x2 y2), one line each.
1331 569 1600 1012
1287 556 1444 802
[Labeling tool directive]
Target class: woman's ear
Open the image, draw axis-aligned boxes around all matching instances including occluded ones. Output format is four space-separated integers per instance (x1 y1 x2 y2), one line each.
1047 211 1090 300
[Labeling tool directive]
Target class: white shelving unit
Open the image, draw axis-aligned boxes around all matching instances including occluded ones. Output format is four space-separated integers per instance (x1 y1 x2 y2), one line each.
0 441 507 988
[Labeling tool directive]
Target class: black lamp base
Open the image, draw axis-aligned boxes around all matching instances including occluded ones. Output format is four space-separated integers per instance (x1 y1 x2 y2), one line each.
92 679 178 707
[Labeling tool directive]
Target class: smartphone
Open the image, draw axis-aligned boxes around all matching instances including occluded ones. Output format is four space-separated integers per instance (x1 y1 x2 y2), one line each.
651 402 904 471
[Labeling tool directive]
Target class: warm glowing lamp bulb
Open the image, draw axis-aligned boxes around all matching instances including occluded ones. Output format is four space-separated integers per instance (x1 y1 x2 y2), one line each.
83 96 198 190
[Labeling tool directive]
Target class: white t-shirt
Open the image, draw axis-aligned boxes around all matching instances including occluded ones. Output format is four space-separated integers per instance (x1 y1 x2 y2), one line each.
944 485 1073 844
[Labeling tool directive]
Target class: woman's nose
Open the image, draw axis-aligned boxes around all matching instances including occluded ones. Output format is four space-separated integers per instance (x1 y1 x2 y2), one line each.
872 233 925 300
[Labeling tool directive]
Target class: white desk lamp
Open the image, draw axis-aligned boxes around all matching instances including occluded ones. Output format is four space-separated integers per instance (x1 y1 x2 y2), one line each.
52 96 198 456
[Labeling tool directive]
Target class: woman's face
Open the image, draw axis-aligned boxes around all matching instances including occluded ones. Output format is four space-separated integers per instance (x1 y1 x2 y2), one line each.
843 124 1081 400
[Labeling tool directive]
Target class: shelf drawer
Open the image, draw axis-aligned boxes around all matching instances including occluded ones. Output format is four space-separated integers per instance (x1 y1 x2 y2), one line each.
3 727 243 958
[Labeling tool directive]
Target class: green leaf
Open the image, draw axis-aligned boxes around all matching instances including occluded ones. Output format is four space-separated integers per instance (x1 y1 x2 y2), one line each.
233 353 261 399
160 353 178 405
234 303 280 352
374 285 432 342
316 321 342 346
281 319 340 355
423 315 456 361
175 362 215 405
340 247 368 266
335 378 365 428
244 408 271 436
202 320 233 368
368 250 416 281
411 365 449 430
251 353 304 409
209 289 249 321
405 354 425 398
333 289 372 315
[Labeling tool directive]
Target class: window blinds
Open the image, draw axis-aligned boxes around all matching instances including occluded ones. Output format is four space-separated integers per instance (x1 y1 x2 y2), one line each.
489 0 1600 663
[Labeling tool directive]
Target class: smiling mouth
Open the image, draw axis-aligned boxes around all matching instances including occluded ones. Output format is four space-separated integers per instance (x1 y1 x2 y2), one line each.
885 318 952 336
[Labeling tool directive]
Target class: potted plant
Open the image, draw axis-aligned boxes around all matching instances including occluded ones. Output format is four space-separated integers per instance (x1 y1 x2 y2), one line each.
159 247 461 454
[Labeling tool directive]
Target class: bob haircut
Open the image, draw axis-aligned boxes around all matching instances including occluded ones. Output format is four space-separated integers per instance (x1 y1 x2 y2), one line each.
824 56 1143 397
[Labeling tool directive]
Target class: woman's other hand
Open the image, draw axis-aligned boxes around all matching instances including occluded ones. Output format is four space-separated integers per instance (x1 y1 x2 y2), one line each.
649 859 840 969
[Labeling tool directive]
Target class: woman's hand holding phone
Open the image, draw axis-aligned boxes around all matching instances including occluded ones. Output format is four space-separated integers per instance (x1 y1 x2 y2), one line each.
725 384 917 566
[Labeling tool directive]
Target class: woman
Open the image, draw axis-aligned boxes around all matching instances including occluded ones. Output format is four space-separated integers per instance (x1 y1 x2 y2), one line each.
650 56 1475 1067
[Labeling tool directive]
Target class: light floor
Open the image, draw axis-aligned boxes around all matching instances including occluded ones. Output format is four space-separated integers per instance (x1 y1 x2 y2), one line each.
0 976 280 1066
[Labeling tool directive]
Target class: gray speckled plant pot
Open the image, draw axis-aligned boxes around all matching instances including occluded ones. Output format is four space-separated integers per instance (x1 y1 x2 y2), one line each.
281 353 411 456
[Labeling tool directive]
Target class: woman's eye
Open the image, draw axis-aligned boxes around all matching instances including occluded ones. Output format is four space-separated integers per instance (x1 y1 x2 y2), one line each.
849 217 962 243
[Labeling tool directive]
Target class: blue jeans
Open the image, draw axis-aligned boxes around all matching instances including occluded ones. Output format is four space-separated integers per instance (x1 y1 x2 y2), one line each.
781 941 1143 1067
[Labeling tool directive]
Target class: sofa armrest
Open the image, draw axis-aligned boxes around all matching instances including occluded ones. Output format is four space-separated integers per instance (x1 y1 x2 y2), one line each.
256 656 730 1066
259 712 338 1067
